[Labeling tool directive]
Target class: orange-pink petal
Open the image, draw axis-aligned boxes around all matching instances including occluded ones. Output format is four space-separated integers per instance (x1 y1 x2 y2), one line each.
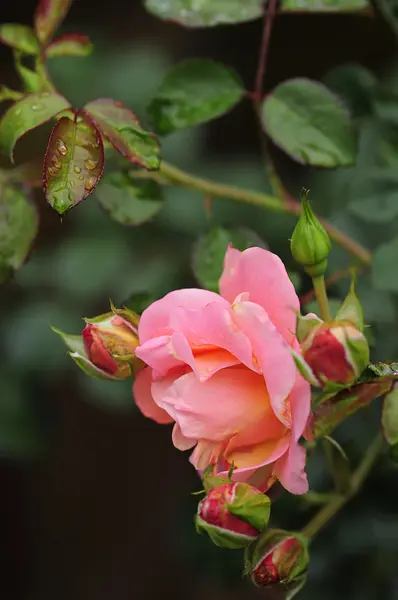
132 367 174 424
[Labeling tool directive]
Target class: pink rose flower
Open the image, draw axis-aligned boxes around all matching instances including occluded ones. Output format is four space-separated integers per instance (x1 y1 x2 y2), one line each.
133 247 311 494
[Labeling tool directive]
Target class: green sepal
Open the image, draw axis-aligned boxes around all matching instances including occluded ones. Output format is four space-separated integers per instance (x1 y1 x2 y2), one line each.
346 334 370 377
203 475 230 492
227 489 271 532
335 273 364 331
69 352 120 381
51 326 85 355
285 573 308 600
296 312 323 344
291 348 320 386
195 515 256 550
84 311 113 324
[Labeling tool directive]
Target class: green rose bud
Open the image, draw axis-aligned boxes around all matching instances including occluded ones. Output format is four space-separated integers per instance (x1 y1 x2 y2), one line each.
291 188 332 277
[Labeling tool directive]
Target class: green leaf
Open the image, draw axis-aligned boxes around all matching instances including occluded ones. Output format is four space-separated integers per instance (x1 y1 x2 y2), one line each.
0 184 38 283
382 386 398 445
372 236 398 292
15 61 43 93
43 113 105 214
0 92 71 161
0 24 40 54
147 59 244 135
261 78 357 167
144 0 263 26
284 0 369 9
96 172 164 225
46 33 93 58
34 0 73 44
349 170 398 222
145 0 370 25
51 326 85 355
192 227 267 292
84 99 160 170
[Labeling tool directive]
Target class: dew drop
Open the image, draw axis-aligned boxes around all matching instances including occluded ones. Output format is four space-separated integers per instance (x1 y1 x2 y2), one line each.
56 139 68 155
74 166 82 174
69 180 76 187
52 157 62 169
78 176 84 181
14 108 22 116
85 158 98 170
31 103 43 111
85 176 97 191
47 166 56 177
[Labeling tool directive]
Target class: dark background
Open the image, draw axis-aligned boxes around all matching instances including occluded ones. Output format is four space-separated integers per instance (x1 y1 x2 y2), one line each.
1 1 398 599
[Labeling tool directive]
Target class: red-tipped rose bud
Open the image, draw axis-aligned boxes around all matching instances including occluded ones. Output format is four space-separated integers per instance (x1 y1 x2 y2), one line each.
82 313 140 379
301 321 369 388
196 482 271 549
246 529 309 595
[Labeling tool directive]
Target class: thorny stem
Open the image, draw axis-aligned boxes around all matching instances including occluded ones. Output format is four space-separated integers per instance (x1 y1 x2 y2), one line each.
132 161 372 266
302 434 384 539
312 275 332 322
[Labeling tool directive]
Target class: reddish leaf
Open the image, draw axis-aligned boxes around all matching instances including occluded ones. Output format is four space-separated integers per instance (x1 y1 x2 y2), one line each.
314 377 395 439
34 0 73 45
43 112 104 214
46 33 93 58
84 99 160 170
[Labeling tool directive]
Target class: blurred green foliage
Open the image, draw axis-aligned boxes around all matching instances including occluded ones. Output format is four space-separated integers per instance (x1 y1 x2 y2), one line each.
2 15 398 599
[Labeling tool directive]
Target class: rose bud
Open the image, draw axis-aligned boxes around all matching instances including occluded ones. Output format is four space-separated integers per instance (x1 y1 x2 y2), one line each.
290 188 331 278
195 482 271 550
246 529 309 595
301 321 369 388
82 312 140 378
53 304 142 381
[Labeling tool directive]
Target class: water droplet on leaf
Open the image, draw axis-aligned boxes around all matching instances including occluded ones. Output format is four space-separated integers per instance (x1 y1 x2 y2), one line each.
56 139 68 155
85 176 97 191
85 158 98 170
31 104 43 111
74 166 82 174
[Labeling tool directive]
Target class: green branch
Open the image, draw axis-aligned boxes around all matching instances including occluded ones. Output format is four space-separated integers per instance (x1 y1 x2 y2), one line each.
133 161 372 267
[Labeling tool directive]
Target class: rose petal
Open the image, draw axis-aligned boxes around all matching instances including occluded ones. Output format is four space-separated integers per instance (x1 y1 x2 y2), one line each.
152 366 269 441
231 300 297 428
223 435 290 474
136 332 240 381
220 247 299 342
132 367 174 424
138 289 227 344
170 302 258 373
273 441 308 494
172 423 196 451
